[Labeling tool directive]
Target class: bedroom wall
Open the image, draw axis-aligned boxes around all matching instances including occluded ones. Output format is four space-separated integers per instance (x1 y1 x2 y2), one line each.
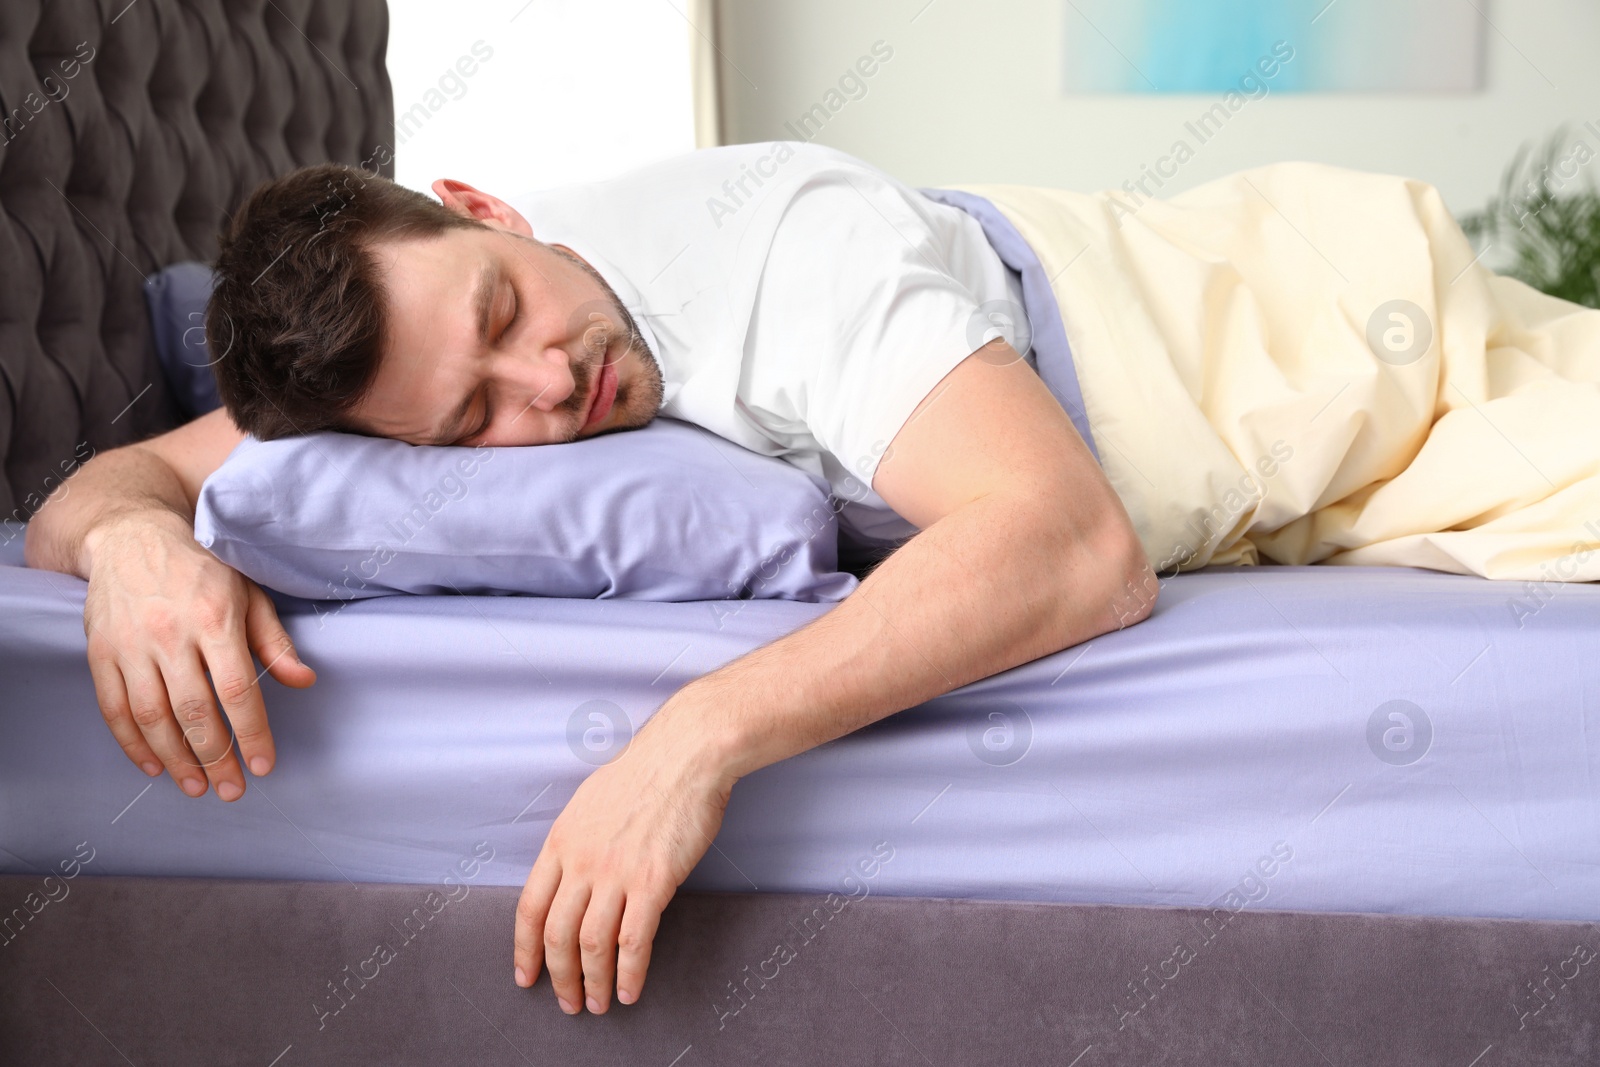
715 0 1600 217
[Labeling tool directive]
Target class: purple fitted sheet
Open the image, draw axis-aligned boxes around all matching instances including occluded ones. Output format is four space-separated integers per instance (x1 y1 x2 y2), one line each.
2 521 1598 923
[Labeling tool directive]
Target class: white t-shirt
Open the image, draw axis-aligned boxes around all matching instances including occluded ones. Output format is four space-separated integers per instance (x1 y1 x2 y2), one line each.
506 141 1029 548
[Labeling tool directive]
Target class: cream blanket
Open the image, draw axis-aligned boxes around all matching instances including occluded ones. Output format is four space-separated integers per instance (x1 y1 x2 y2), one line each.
953 163 1600 584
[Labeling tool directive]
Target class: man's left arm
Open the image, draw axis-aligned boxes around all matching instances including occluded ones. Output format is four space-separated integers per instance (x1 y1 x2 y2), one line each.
513 341 1159 1015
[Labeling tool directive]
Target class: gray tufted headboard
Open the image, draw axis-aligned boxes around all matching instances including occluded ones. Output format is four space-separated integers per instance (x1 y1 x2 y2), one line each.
0 0 394 518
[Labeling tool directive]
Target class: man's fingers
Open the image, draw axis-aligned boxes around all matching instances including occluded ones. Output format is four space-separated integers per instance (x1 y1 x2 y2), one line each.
542 881 593 1014
200 632 276 779
84 638 163 777
614 892 665 1007
513 859 562 990
577 886 626 1013
122 664 208 797
246 583 316 690
159 651 247 801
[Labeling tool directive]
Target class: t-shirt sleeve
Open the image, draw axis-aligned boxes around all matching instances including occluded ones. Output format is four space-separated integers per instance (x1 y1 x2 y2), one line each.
741 165 1018 494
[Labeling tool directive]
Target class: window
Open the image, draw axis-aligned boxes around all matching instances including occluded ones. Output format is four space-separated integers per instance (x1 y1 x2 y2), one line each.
385 0 712 198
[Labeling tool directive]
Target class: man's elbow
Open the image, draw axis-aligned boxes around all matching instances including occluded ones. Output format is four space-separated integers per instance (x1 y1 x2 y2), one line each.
1074 520 1159 638
1005 493 1158 656
1107 536 1160 631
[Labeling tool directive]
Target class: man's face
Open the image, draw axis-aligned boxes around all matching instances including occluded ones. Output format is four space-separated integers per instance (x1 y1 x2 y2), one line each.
346 222 664 447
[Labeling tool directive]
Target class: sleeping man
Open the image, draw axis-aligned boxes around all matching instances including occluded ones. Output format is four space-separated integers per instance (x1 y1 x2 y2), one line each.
26 141 1155 1019
25 139 1600 1017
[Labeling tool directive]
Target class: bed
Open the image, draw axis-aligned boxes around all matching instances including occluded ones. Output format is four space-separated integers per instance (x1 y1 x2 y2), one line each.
3 2 1598 1064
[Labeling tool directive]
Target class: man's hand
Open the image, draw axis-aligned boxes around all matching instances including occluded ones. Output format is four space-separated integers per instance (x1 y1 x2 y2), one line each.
513 691 735 1013
81 510 316 800
22 408 274 798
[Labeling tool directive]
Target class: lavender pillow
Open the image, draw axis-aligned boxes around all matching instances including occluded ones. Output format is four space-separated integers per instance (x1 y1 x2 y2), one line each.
193 417 859 604
142 261 223 420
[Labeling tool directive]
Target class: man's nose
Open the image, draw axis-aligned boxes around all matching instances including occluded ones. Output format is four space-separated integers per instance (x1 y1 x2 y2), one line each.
500 344 577 414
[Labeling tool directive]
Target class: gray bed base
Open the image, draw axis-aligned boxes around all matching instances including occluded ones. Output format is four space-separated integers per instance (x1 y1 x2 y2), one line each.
2 874 1596 1065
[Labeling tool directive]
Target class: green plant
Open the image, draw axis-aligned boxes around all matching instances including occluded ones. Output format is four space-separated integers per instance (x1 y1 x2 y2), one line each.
1460 127 1600 309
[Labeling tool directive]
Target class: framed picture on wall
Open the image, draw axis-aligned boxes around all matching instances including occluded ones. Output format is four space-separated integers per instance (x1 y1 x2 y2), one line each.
1062 0 1485 93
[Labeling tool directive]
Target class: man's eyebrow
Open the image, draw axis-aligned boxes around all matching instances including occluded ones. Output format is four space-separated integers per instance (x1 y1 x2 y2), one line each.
472 257 500 349
428 259 498 445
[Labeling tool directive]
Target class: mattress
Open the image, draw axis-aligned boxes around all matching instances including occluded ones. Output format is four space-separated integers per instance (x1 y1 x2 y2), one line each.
3 522 1597 924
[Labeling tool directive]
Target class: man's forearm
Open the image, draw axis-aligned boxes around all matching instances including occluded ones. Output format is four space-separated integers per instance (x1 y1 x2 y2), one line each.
23 445 196 578
660 492 1153 780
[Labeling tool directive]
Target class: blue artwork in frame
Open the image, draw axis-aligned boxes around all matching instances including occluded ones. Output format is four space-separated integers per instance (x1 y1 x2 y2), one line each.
1063 0 1484 93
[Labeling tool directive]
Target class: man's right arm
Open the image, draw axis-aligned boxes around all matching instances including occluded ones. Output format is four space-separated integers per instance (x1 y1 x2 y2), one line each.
23 408 316 802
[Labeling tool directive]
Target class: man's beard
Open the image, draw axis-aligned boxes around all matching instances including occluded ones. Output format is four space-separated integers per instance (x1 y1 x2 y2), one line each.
548 243 665 442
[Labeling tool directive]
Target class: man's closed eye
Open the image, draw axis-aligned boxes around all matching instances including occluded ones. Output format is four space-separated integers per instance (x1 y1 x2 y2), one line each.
457 289 520 445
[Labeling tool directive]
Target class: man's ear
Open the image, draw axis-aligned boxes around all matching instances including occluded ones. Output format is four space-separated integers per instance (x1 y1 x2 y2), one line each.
431 178 534 237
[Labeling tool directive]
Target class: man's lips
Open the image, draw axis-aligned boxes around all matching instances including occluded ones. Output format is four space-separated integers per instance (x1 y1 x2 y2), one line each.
582 357 618 430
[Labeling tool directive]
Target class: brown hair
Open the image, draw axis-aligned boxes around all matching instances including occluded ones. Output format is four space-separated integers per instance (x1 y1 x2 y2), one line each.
205 162 483 440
